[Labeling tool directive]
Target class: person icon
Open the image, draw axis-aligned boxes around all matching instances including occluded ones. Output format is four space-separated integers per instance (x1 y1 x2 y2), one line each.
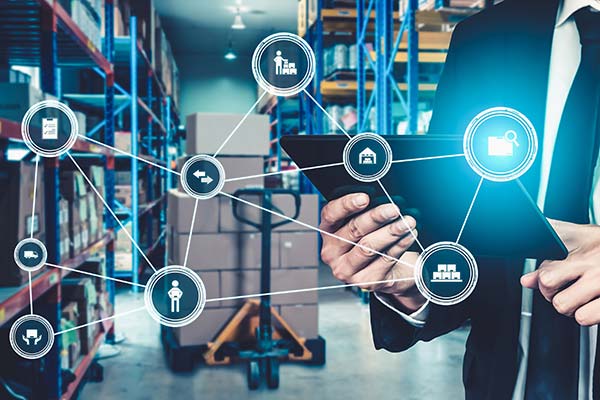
168 280 183 313
273 50 286 75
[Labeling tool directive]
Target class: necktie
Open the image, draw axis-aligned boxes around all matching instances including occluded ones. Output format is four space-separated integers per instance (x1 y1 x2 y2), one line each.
525 7 600 400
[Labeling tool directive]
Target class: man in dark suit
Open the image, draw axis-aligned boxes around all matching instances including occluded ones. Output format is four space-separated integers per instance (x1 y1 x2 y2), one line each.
318 0 600 398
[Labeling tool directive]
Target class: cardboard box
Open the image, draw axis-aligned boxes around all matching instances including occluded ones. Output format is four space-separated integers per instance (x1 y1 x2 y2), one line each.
62 278 99 354
59 226 70 261
271 268 319 305
278 232 319 268
61 301 81 369
167 189 219 234
197 271 220 308
186 113 270 156
219 194 319 233
279 304 319 339
168 231 278 270
115 131 132 153
0 83 44 122
173 307 236 347
0 160 46 286
220 267 318 306
60 171 87 201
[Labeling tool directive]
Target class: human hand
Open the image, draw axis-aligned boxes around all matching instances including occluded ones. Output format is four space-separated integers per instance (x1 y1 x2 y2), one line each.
521 219 600 326
319 193 425 312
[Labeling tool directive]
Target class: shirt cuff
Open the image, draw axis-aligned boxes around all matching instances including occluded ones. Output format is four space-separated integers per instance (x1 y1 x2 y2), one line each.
373 292 430 328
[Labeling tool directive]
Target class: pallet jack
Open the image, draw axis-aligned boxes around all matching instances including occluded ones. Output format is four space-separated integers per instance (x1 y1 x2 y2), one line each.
205 188 325 389
161 188 325 386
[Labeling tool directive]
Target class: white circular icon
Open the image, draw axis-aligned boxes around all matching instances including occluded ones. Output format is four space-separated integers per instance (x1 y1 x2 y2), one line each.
343 133 393 182
21 100 79 158
252 32 316 97
463 107 538 182
10 314 55 359
144 265 207 328
179 155 226 200
415 241 478 306
14 238 47 272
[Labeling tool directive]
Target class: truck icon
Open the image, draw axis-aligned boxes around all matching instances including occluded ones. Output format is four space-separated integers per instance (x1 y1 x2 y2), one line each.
23 251 39 259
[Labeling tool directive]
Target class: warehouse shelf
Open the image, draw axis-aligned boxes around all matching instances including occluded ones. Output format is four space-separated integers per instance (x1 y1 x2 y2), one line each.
0 1 120 397
62 319 115 400
0 0 111 73
321 80 437 99
0 117 114 156
0 233 114 328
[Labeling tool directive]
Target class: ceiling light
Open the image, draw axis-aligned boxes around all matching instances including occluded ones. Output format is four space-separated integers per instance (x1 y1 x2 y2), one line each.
231 8 246 29
224 42 237 60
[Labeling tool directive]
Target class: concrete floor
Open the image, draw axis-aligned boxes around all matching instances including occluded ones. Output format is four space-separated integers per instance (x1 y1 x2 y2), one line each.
80 269 468 400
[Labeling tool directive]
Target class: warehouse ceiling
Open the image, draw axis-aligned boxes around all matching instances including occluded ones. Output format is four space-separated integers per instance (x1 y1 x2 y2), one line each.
154 0 298 56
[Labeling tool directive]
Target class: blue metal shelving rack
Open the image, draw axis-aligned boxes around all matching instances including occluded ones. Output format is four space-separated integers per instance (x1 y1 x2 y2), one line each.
0 1 180 396
101 15 178 288
0 0 117 397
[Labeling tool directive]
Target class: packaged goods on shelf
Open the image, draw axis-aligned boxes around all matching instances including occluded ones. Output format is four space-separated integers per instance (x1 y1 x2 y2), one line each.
297 0 318 37
60 170 97 257
186 113 270 156
59 198 71 261
70 0 102 50
115 222 132 272
61 302 81 369
114 181 147 208
399 0 486 18
0 82 44 122
62 278 99 354
101 0 131 37
115 131 132 153
0 159 46 286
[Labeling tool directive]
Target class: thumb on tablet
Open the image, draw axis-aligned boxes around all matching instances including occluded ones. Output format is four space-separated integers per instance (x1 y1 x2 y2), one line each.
520 270 540 289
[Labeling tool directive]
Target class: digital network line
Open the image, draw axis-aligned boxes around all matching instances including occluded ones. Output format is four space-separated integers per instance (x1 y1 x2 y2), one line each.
28 158 39 315
219 191 416 269
303 89 352 139
30 157 39 240
377 180 425 253
213 91 267 157
183 198 199 268
68 153 158 273
78 134 181 176
456 177 484 244
54 306 147 336
205 276 416 303
225 161 347 183
390 153 465 164
45 262 146 288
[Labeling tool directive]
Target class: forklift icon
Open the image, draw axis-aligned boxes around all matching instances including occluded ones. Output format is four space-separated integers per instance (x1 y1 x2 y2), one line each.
23 250 39 259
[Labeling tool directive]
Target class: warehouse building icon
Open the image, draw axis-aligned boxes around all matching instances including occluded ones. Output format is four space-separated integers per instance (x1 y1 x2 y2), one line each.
359 147 376 165
431 264 462 283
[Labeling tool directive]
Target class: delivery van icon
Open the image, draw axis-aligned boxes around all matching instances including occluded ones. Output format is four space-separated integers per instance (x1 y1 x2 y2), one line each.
23 251 39 259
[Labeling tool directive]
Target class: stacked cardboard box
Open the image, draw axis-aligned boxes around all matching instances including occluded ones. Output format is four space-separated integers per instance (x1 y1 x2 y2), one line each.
185 113 270 156
0 160 46 286
167 188 321 347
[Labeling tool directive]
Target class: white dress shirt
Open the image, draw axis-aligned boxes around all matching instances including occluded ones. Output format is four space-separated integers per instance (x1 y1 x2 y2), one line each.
374 1 600 398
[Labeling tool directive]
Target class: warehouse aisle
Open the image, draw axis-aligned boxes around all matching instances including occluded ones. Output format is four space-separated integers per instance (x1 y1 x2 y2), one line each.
80 268 467 400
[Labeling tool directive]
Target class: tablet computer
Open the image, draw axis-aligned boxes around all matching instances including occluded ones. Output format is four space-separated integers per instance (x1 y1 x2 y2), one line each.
281 134 567 260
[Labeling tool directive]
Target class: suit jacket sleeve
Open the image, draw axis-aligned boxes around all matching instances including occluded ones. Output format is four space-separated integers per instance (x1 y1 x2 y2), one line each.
370 22 473 352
